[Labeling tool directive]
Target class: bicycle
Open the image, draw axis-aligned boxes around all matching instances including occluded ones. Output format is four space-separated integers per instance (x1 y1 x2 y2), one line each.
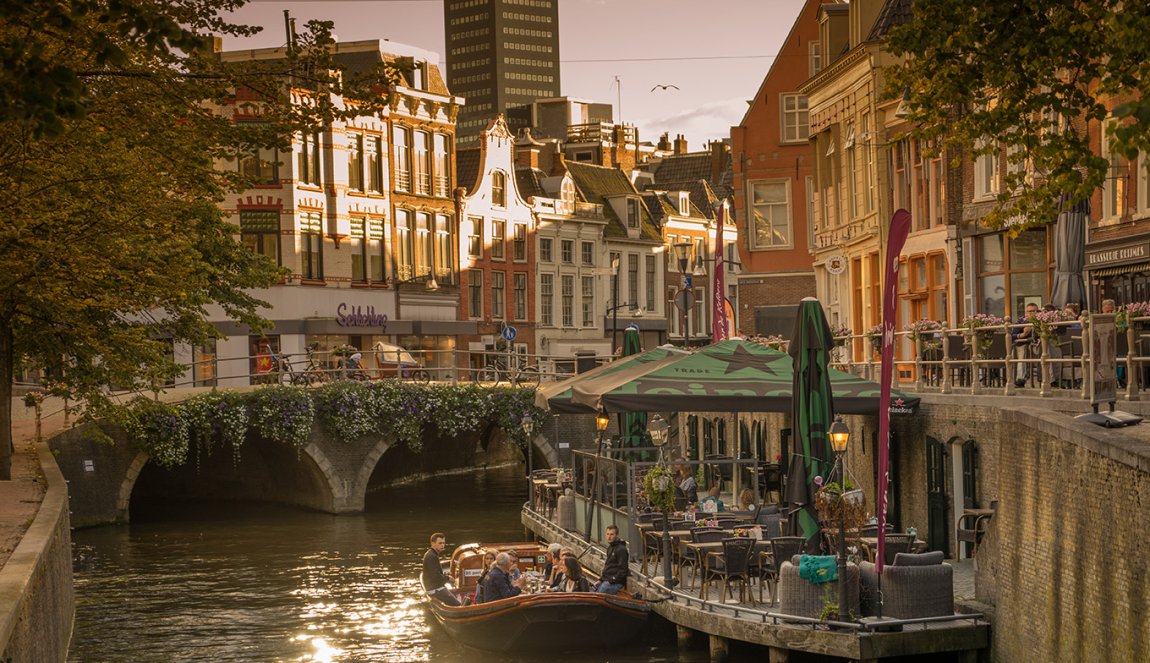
301 343 330 384
477 355 540 388
270 353 311 386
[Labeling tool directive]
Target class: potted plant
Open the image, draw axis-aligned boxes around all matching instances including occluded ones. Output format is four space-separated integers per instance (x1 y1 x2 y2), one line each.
960 313 1007 355
1116 301 1150 332
642 464 677 513
864 325 884 353
830 324 851 348
1030 309 1072 344
905 318 943 353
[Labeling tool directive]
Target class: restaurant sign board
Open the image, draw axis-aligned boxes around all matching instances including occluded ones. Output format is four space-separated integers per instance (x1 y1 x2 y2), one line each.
1086 242 1150 268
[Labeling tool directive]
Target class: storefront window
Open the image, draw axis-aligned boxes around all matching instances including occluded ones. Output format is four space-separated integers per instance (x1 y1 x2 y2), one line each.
976 229 1049 318
192 340 217 387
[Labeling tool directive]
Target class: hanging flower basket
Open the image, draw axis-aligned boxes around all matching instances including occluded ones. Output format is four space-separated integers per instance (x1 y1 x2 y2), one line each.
642 464 677 513
814 482 868 532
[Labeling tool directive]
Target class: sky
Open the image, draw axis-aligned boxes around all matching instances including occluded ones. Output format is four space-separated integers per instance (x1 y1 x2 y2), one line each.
225 0 807 148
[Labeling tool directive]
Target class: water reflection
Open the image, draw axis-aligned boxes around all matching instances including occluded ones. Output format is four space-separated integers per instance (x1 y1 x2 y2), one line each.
69 465 720 662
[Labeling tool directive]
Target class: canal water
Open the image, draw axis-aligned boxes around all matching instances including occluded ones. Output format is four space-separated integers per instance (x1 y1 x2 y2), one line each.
69 465 754 662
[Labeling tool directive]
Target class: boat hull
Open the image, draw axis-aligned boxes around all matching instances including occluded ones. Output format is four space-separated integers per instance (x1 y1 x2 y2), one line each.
426 591 650 652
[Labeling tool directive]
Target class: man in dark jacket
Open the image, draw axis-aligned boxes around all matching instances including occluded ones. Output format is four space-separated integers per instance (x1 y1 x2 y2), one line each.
593 525 629 595
421 532 461 606
480 552 526 602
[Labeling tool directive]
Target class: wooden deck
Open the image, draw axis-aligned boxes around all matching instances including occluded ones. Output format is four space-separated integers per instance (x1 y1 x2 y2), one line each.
522 506 990 662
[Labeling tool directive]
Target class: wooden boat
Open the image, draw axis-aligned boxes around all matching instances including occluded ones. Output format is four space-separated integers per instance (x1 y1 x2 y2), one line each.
424 541 650 652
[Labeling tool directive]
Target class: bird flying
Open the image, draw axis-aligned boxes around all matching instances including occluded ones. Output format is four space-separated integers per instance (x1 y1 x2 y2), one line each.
650 84 680 91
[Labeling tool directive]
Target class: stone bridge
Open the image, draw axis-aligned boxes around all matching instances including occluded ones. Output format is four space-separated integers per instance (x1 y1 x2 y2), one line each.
50 416 563 528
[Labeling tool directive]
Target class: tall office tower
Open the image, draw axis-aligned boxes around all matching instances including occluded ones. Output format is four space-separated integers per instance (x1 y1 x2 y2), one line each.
444 0 561 146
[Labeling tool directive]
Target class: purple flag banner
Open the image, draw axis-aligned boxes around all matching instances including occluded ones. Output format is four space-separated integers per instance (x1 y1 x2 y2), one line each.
877 209 911 575
712 205 729 343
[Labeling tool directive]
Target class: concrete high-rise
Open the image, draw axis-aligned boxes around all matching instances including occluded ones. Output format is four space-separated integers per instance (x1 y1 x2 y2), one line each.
444 0 561 146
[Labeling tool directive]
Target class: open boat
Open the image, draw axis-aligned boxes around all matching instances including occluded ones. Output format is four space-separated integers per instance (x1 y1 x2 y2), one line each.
424 541 650 652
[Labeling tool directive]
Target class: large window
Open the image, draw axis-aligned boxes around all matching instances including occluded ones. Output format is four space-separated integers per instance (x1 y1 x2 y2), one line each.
513 223 527 261
469 270 483 318
467 216 483 258
395 209 413 280
561 239 574 264
492 170 507 207
748 180 791 248
781 94 809 143
350 217 385 284
581 276 594 327
976 229 1051 319
366 135 383 193
539 237 553 262
300 211 323 281
239 142 278 184
513 272 527 320
1103 120 1127 220
415 212 433 277
435 214 455 283
492 220 506 259
492 271 506 321
974 142 1000 200
414 130 432 195
298 131 321 186
645 254 657 311
540 273 554 325
627 253 639 309
581 241 594 266
393 126 411 192
561 275 574 327
239 210 280 264
348 132 363 191
433 133 451 197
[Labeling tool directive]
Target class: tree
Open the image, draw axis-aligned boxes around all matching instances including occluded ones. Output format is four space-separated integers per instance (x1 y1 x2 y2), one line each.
0 1 392 478
884 0 1150 229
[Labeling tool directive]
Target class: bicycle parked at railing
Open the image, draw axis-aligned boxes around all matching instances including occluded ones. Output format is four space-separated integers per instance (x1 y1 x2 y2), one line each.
269 352 312 386
476 354 540 387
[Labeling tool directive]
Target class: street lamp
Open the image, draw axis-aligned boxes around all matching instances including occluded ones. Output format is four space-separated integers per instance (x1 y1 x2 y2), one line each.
610 255 621 356
586 409 612 542
647 414 676 588
522 415 535 508
672 242 693 347
828 415 850 620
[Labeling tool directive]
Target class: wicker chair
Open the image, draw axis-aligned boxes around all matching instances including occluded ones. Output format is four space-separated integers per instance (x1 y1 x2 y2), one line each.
777 555 861 619
700 537 756 604
681 527 726 589
758 536 804 605
859 551 954 618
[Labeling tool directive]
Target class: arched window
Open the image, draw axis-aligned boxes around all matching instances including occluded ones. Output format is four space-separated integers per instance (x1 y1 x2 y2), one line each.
492 170 507 207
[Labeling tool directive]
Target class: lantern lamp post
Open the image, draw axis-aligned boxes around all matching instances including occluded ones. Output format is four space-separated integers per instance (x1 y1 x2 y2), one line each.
647 413 676 588
828 415 850 620
522 415 535 509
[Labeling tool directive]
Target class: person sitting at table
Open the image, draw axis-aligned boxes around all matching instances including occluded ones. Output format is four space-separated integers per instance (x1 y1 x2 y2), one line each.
540 543 561 587
480 552 527 603
737 488 756 511
555 556 591 593
676 459 698 504
699 485 725 513
1012 301 1041 387
472 551 497 604
505 550 523 583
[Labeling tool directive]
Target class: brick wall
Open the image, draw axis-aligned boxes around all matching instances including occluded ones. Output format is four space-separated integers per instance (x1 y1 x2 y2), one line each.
736 275 817 335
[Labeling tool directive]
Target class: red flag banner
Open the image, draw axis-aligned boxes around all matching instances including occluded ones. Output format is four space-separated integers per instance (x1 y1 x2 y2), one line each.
877 209 911 576
712 205 729 343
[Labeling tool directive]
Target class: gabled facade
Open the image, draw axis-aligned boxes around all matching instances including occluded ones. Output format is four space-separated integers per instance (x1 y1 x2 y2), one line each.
457 116 537 374
730 0 828 337
565 161 668 352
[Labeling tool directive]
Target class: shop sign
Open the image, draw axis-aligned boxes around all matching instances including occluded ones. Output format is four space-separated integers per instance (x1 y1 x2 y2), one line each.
1086 242 1150 268
825 254 847 275
336 303 388 329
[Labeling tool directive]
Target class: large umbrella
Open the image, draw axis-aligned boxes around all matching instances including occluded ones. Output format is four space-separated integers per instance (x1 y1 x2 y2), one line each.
534 345 687 414
1050 197 1089 308
784 298 837 552
619 326 651 461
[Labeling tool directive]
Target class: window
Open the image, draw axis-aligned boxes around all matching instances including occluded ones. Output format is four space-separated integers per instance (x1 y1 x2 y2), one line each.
192 339 217 387
410 61 427 90
626 198 640 229
975 229 1050 319
748 180 791 248
692 286 705 338
561 239 573 263
513 272 527 320
1139 150 1150 215
492 271 506 320
540 273 554 325
1103 120 1127 219
645 254 656 311
678 192 690 216
561 274 574 327
627 253 639 309
513 223 527 260
367 135 383 193
239 210 280 265
781 94 809 143
395 209 413 280
351 216 368 283
581 241 594 266
492 170 507 207
435 214 454 283
581 276 594 327
861 112 874 213
415 211 433 277
469 270 483 318
239 142 278 184
414 130 431 194
368 218 385 282
667 286 680 336
492 220 506 259
348 132 363 191
846 124 857 219
467 216 483 258
974 141 1000 200
809 40 822 76
693 238 705 273
539 237 553 262
393 126 411 191
298 131 321 186
300 211 323 280
433 134 451 197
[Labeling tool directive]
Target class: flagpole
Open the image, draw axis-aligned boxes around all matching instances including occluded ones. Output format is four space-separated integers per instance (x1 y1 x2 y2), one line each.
712 203 728 343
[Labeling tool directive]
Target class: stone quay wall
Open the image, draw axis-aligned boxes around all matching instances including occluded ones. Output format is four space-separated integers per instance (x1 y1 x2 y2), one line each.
0 441 74 662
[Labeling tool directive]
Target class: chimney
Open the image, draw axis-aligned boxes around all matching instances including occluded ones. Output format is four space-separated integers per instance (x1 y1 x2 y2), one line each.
516 145 540 170
710 140 725 183
657 132 671 151
674 134 688 155
551 152 567 177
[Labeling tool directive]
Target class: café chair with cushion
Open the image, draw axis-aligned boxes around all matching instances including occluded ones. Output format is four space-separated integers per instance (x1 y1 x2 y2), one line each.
859 551 954 618
759 536 806 605
777 555 861 619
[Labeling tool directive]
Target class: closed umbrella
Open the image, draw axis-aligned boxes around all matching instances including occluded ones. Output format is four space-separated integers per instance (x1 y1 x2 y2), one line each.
784 298 837 552
618 326 652 460
1050 197 1089 308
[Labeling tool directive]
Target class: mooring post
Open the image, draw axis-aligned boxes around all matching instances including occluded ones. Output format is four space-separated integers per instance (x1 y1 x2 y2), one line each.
708 634 729 662
676 625 693 651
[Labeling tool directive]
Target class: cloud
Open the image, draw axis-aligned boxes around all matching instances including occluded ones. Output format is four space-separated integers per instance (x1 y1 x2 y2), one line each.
633 96 747 148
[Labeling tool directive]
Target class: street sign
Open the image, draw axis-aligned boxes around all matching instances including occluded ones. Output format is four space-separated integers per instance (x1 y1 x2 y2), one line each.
502 325 518 342
682 274 693 289
589 267 615 276
674 289 695 313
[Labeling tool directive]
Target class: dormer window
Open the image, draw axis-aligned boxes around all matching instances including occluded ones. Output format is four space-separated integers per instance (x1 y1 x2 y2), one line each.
411 61 426 90
678 193 690 216
627 198 640 229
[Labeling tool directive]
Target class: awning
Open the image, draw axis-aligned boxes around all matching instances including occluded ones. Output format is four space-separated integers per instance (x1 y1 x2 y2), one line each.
1090 262 1150 278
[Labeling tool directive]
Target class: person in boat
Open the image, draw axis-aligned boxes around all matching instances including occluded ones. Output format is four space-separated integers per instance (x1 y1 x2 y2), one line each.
592 525 629 595
555 555 591 592
550 548 574 590
506 550 523 582
541 543 561 587
480 552 527 602
699 485 725 513
422 532 461 606
473 551 497 604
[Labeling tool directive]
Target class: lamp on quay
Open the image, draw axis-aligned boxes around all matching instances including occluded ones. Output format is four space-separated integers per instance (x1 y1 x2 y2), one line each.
522 415 535 507
647 414 676 588
828 415 850 620
585 409 612 542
